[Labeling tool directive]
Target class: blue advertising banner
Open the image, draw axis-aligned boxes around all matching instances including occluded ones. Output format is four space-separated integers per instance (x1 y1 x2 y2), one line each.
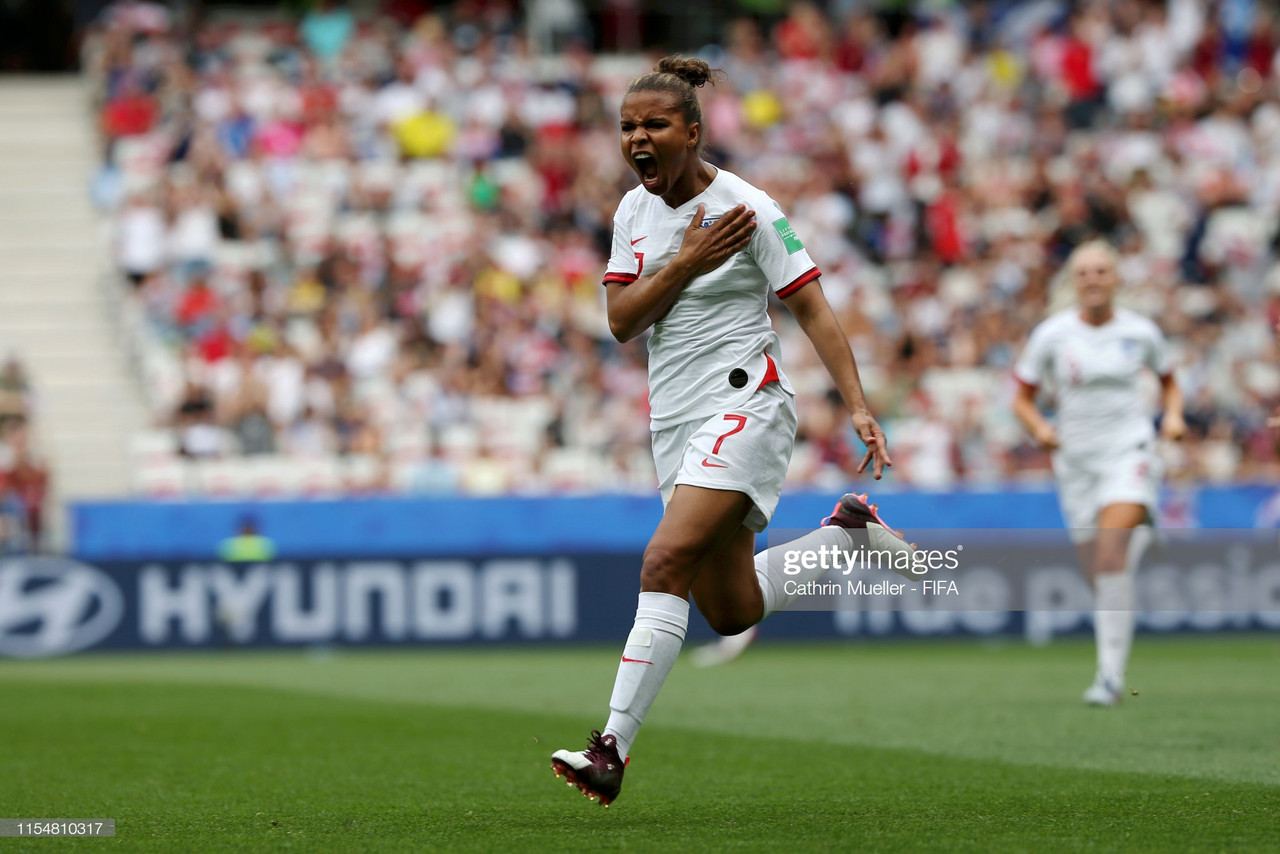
69 488 1086 562
69 485 1280 563
3 528 1277 657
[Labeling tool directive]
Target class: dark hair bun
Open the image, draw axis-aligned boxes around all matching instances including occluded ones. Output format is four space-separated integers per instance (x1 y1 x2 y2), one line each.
654 56 715 88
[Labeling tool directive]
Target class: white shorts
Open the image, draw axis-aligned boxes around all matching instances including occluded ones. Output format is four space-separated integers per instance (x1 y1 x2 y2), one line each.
1053 442 1161 543
652 382 797 533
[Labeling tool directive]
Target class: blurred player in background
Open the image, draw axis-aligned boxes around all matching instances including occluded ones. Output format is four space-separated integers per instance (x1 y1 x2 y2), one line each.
1013 240 1185 707
550 56 910 806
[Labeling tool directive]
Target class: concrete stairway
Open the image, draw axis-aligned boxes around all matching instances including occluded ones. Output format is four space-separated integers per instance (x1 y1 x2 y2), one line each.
0 76 147 549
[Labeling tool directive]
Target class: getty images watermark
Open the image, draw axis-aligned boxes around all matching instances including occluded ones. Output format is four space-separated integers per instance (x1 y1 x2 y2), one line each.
763 528 1280 617
781 541 962 598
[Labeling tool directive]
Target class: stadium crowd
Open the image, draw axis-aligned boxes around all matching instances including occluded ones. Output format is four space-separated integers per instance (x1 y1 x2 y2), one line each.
0 354 49 552
85 0 1280 497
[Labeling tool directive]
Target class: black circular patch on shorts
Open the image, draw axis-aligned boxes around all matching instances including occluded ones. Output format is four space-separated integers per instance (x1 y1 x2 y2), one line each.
728 368 748 388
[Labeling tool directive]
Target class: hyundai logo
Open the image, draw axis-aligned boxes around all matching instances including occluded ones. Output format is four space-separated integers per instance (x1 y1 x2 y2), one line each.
0 558 124 657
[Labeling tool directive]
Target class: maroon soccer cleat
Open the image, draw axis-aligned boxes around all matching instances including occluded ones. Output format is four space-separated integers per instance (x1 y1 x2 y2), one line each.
822 492 912 554
822 492 903 533
550 730 626 807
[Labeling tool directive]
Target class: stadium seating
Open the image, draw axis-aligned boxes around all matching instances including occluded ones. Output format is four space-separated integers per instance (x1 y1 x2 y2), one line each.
84 1 1280 497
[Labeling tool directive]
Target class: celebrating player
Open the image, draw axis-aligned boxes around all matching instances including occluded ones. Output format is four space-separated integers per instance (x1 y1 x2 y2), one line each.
547 56 912 807
1013 240 1185 707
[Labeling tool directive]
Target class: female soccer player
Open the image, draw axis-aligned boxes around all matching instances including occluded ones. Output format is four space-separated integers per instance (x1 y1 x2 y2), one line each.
1013 240 1185 707
549 56 911 806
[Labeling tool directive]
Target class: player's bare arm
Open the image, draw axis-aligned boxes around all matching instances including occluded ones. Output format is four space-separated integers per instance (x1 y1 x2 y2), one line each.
1012 382 1059 450
782 280 892 479
1158 373 1185 441
605 203 756 342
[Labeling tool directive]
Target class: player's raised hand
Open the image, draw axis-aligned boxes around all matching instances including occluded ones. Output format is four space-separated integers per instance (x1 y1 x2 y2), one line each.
677 204 756 277
851 409 893 480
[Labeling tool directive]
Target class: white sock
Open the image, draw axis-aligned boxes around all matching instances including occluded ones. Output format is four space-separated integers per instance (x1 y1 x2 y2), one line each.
1093 527 1152 687
1094 571 1133 688
603 591 689 758
754 526 857 618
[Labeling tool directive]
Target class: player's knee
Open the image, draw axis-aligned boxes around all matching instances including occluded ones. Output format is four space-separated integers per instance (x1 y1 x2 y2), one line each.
639 544 697 594
1092 536 1130 575
1093 552 1127 575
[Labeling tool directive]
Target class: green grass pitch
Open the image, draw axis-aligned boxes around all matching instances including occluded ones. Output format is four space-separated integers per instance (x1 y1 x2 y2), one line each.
1 635 1276 852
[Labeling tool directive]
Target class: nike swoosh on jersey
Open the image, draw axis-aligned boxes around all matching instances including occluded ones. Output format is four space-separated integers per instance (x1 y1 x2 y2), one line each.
631 236 647 245
701 458 728 468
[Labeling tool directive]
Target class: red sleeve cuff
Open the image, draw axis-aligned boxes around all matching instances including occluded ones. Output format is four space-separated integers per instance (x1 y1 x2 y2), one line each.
776 267 821 299
602 272 637 286
1014 374 1038 391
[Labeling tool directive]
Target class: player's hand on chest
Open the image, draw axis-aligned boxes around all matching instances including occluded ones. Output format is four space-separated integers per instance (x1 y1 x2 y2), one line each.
663 206 755 292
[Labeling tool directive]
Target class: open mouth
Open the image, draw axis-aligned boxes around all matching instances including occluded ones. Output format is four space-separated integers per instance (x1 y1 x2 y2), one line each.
633 152 659 187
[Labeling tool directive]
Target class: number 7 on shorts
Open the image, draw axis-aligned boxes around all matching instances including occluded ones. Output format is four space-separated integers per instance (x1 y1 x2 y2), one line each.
711 414 747 455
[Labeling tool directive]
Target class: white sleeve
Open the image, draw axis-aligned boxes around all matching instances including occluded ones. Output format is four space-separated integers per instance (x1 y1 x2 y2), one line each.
1144 322 1173 378
602 199 639 286
1014 322 1052 389
750 198 820 298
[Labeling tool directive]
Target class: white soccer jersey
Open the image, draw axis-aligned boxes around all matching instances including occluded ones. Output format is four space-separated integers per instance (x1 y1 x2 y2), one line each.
603 168 820 430
1014 307 1173 455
